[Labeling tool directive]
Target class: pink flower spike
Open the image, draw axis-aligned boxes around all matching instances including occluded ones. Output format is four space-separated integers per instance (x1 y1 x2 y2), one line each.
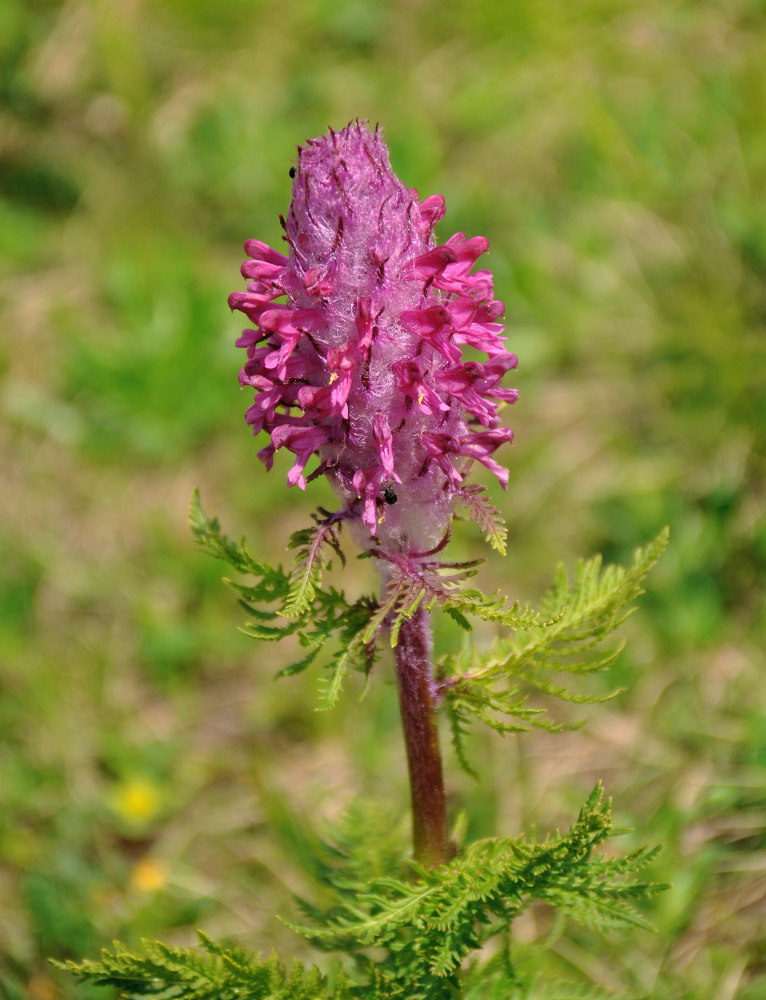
230 122 518 555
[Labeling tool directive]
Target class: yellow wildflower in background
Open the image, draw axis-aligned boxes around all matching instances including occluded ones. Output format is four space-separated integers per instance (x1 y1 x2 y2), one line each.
111 777 162 825
130 857 168 894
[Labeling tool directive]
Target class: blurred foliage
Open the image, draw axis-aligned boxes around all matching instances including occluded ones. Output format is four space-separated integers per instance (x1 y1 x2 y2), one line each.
1 0 765 997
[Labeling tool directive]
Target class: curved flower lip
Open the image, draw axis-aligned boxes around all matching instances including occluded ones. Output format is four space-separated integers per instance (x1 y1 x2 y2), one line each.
434 357 520 424
244 239 288 265
418 193 446 227
227 290 272 315
271 424 332 490
373 414 402 485
393 359 449 416
408 246 458 282
422 428 515 489
231 122 518 547
259 308 322 379
400 306 462 363
241 257 285 279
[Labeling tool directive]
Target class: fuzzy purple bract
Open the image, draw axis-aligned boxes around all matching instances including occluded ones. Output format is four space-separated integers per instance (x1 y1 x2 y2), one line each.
230 122 517 557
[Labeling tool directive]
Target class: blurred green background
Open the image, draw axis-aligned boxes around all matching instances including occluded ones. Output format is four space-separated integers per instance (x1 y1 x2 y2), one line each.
2 0 766 996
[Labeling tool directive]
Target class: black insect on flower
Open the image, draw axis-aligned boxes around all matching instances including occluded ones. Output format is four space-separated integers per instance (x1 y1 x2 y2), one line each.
383 485 398 505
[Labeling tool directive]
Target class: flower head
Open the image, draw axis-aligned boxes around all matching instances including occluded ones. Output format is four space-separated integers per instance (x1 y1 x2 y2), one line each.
230 122 517 555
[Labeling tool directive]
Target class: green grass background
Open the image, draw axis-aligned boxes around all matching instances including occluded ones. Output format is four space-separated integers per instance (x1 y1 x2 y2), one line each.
2 0 766 996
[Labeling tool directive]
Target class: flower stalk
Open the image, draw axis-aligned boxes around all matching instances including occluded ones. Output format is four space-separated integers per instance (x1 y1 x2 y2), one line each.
393 604 447 867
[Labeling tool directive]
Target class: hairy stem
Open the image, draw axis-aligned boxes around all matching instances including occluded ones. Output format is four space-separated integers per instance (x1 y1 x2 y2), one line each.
393 604 448 867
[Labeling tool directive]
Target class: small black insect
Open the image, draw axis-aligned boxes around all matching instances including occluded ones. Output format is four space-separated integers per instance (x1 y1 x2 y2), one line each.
383 486 398 505
289 166 296 178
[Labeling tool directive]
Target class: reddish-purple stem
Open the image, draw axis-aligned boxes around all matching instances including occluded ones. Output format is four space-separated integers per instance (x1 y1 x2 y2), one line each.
393 604 448 867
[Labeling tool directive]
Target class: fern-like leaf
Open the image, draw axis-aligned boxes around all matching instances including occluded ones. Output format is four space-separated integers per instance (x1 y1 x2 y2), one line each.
282 520 345 618
191 492 380 707
441 529 668 773
456 482 508 555
190 489 290 592
53 931 351 999
317 637 363 711
286 786 665 997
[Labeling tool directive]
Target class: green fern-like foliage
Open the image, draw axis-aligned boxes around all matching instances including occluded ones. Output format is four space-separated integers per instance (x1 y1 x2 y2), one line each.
190 490 379 708
282 516 346 618
285 786 666 1000
191 490 667 725
53 932 352 999
455 482 508 556
441 528 669 774
62 499 668 1000
56 792 665 1000
463 965 627 1000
